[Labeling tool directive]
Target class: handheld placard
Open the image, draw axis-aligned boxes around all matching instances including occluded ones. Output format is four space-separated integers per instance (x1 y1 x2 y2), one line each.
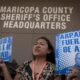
55 30 80 74
0 36 13 62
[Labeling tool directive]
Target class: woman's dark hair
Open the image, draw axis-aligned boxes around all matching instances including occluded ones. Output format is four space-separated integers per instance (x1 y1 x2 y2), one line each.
33 36 55 64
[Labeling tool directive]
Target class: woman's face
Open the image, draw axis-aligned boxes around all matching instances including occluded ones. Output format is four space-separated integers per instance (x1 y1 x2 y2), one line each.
33 39 50 57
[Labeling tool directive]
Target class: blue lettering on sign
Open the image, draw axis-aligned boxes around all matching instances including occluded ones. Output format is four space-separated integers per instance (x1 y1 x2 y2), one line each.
2 38 7 43
6 44 11 50
75 46 80 52
8 37 12 43
0 51 8 58
1 44 6 51
63 46 71 53
74 32 80 37
62 38 80 45
59 31 80 39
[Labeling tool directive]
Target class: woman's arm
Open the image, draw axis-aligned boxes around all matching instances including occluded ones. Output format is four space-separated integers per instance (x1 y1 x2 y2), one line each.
14 73 21 80
2 64 21 80
0 59 13 80
2 65 22 80
0 59 25 80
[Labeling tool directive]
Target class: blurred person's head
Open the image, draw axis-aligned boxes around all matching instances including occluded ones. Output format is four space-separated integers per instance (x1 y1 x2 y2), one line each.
75 53 80 67
67 67 79 80
54 75 61 80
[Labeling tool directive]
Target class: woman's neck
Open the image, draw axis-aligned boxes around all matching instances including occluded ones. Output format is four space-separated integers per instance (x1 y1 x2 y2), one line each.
34 56 46 65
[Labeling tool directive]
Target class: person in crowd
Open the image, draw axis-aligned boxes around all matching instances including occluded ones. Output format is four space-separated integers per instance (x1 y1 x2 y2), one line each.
54 75 61 80
0 36 55 80
66 67 80 80
74 53 80 69
66 53 80 80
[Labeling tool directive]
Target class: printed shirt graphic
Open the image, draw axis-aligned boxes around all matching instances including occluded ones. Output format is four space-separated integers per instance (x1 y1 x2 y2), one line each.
16 61 55 80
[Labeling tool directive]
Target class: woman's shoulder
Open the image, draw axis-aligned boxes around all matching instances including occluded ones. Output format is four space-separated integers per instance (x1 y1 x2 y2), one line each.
16 60 32 73
46 61 55 70
19 60 32 68
42 61 55 78
23 60 32 65
47 61 55 67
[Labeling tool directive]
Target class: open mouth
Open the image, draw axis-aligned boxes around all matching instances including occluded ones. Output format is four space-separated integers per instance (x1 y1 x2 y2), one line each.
35 48 41 52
